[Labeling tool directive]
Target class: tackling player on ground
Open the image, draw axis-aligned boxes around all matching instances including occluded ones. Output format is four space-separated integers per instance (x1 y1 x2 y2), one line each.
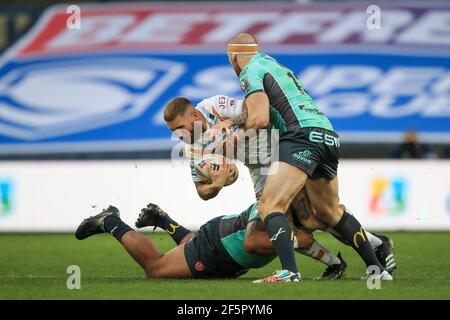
75 201 338 279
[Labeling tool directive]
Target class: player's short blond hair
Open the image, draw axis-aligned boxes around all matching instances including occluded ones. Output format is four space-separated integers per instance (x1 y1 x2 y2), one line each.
163 97 193 122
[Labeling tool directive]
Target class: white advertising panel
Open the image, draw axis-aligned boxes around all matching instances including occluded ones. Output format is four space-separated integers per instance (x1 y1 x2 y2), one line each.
0 160 449 231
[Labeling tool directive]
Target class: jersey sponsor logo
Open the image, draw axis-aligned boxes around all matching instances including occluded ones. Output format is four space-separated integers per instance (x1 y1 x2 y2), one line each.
217 96 227 109
194 261 205 272
292 150 312 166
299 105 323 116
309 131 340 147
240 79 249 93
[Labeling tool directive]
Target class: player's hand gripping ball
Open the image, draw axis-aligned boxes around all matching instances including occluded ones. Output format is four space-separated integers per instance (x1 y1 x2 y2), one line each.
194 154 239 186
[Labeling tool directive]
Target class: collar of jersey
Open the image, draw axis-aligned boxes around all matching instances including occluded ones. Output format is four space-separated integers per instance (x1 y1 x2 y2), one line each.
242 53 262 73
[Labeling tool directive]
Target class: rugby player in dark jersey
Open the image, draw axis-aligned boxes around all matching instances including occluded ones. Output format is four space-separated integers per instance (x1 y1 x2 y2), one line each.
74 191 394 281
74 202 327 279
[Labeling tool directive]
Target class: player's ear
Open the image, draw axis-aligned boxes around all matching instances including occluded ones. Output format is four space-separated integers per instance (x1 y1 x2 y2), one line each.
228 53 237 65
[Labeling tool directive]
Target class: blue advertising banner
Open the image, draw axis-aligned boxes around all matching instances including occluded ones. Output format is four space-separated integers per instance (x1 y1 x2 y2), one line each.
0 2 449 153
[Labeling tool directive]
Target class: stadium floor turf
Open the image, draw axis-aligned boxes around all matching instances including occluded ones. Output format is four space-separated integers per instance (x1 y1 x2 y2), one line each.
0 231 449 299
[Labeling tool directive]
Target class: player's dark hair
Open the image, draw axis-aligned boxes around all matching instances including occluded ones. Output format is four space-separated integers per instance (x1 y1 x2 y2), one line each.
163 97 193 122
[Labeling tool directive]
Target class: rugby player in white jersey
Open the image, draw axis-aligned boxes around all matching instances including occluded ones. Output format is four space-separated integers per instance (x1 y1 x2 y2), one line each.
161 95 396 279
163 95 347 278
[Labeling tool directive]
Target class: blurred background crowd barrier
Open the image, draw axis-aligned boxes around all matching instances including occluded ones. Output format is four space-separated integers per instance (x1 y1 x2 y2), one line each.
0 0 449 231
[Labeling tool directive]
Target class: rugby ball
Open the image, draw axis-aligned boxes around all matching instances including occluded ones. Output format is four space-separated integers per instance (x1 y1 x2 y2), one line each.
194 154 239 186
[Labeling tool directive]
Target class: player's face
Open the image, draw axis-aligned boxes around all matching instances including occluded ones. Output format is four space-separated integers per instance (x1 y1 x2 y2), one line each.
167 109 203 143
228 53 241 76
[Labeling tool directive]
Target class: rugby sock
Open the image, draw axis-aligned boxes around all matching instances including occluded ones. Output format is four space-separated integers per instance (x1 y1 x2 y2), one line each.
102 215 133 242
365 231 383 249
264 212 298 273
326 227 350 245
325 228 352 246
158 215 191 245
296 241 341 266
333 211 383 269
327 228 383 249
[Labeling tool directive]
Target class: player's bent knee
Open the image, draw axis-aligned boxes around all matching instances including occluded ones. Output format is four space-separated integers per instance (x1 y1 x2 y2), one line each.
301 216 328 231
145 266 168 279
143 259 165 279
144 266 158 279
314 204 342 224
144 268 156 279
259 197 291 218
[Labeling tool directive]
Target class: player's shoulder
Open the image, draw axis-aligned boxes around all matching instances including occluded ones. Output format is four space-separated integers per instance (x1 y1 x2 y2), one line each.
196 95 242 116
240 53 272 80
196 96 216 111
196 95 226 110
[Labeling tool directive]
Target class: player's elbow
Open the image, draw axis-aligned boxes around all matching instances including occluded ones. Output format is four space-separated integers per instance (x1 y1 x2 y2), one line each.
246 116 269 130
199 193 213 201
197 190 212 201
197 188 216 201
255 118 269 129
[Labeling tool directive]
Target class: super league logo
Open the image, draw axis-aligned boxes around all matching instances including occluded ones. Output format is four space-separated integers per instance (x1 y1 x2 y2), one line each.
0 56 184 140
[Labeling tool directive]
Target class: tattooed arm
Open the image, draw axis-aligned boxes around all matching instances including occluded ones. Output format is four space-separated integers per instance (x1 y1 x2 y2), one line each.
209 102 248 139
229 102 248 126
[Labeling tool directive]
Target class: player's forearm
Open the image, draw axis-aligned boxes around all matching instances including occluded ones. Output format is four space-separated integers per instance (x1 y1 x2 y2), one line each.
243 92 270 129
229 110 248 126
227 101 248 126
245 114 268 130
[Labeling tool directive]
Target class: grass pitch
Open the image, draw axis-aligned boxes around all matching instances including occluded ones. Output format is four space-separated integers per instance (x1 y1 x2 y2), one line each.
0 231 449 299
